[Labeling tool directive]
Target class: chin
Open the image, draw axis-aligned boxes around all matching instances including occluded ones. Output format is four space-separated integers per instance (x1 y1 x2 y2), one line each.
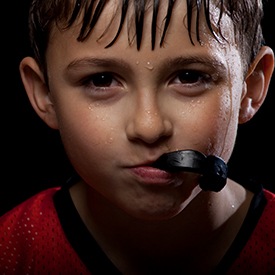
124 198 187 221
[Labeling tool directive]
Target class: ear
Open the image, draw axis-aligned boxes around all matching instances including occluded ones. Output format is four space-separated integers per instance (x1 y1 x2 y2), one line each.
19 57 59 129
239 46 274 124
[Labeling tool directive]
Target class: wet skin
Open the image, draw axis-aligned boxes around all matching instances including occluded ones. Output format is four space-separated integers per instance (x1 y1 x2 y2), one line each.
19 1 274 272
36 1 246 220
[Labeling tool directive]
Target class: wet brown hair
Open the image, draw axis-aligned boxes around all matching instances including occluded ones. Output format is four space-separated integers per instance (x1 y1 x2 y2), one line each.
28 0 265 74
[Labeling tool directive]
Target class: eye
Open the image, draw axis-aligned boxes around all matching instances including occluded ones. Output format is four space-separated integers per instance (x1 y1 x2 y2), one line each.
78 72 124 101
173 70 212 85
169 69 216 96
84 72 120 88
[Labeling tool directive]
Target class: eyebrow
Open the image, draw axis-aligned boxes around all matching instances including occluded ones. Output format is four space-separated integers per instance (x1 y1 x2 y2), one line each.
66 55 227 74
67 57 131 72
165 56 227 71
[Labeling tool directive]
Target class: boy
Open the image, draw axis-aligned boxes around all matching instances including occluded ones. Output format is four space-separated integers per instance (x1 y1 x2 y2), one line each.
1 0 274 274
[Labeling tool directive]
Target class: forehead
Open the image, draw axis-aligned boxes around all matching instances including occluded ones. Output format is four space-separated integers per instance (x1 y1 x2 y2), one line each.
46 0 243 87
45 0 243 81
52 0 234 50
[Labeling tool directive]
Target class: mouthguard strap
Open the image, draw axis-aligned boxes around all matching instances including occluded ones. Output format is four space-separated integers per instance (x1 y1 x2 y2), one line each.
152 150 228 192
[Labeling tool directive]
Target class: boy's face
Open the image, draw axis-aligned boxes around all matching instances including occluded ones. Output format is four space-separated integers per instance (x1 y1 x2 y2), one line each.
45 1 245 219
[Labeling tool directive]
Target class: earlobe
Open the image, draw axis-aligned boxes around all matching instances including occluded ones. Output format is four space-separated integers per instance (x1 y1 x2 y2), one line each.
239 46 274 124
19 57 59 129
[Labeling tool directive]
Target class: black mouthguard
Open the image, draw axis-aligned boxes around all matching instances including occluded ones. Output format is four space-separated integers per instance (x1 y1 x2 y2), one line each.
152 150 228 192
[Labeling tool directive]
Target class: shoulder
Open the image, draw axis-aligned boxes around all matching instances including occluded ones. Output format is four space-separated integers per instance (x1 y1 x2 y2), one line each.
0 188 61 266
263 188 275 201
0 186 61 225
259 188 275 227
227 188 275 274
0 186 89 274
0 187 61 244
262 188 275 216
246 188 275 249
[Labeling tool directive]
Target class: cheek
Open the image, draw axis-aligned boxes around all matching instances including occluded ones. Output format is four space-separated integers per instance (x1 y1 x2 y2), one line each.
174 90 240 161
204 90 241 160
56 103 121 169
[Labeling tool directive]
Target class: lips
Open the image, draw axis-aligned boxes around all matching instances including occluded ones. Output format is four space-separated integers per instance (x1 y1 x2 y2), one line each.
129 166 174 185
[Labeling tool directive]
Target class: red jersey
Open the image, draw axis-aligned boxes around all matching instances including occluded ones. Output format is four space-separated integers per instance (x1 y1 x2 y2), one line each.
0 180 274 274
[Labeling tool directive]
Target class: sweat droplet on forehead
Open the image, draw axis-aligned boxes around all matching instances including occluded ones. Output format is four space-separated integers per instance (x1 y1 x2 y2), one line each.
135 60 154 70
145 61 154 70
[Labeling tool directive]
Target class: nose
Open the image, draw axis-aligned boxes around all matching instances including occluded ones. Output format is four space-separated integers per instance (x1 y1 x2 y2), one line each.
125 94 173 144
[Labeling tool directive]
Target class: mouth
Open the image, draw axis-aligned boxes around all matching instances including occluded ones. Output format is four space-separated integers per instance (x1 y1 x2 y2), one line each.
128 149 227 191
129 165 174 185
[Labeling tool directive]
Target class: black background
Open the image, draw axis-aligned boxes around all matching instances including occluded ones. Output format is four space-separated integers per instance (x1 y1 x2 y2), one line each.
1 0 274 215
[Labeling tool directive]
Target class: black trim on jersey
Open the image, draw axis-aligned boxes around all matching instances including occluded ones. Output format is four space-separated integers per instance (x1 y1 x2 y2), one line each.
213 179 267 274
54 175 267 274
53 175 122 274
